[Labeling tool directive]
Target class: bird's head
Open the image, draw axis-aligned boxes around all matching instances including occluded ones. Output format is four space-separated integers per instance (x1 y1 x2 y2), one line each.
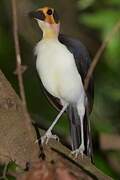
29 7 60 39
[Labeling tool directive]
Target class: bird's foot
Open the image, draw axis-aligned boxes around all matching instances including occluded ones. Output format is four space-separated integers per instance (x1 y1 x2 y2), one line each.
71 144 85 159
40 130 59 145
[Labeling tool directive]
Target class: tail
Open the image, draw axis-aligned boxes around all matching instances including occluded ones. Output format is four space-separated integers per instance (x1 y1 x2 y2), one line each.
67 105 93 158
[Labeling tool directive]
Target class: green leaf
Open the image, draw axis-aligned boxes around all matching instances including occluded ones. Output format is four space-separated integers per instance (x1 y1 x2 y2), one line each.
7 161 23 175
80 10 120 33
106 0 120 5
77 0 95 10
105 34 120 70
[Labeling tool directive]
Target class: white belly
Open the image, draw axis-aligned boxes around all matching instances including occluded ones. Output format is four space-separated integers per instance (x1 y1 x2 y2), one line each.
35 39 85 104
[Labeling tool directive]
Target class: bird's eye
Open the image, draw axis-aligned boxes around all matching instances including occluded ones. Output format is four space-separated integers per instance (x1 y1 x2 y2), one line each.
47 9 53 15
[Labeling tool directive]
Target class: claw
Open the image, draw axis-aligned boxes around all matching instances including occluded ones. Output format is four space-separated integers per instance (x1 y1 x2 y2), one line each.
41 130 59 145
71 144 85 158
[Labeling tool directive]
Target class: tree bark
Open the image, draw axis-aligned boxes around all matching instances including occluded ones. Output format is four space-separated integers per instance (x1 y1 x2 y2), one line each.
0 70 39 167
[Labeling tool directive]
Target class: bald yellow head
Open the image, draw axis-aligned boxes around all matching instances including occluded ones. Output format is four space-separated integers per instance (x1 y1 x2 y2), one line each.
29 7 60 39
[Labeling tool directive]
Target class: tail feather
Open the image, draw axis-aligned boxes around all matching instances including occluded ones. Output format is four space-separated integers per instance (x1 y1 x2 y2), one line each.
67 104 93 158
84 111 93 157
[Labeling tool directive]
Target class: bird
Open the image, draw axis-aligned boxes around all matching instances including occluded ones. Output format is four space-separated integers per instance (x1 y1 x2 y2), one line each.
29 6 94 158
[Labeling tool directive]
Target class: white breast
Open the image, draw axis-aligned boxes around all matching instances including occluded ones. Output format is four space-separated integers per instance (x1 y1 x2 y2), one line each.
35 39 85 104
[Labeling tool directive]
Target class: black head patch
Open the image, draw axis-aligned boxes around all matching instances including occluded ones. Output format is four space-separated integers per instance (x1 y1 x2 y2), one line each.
53 10 59 23
29 10 45 21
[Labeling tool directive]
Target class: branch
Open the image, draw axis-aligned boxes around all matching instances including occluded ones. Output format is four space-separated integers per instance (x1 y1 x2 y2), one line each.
18 130 112 180
84 20 120 90
11 0 33 134
11 0 27 108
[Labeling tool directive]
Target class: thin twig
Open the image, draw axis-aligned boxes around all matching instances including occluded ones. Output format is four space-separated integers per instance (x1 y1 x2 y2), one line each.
84 20 120 90
11 0 34 135
11 0 27 108
0 163 9 180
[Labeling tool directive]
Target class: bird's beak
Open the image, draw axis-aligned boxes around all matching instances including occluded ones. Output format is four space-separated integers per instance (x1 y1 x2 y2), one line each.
29 10 45 21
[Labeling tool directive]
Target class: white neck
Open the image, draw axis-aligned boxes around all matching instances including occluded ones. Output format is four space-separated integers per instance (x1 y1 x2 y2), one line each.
37 20 60 40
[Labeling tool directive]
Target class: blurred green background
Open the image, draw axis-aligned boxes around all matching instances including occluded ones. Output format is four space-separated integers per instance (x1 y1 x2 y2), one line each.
0 0 120 178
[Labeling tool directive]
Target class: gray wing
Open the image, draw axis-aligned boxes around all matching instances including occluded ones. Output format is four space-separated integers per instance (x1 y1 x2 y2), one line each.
59 34 94 113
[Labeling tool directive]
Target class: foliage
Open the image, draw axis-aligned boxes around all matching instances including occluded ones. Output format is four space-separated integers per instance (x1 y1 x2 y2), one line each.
78 0 120 132
0 161 22 180
77 0 120 178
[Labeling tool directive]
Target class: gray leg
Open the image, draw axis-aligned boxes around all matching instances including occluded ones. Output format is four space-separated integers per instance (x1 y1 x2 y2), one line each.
36 103 69 144
71 103 85 158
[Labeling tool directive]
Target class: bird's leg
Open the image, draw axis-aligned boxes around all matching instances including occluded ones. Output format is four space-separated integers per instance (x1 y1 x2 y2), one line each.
36 103 68 144
71 116 85 158
71 104 85 158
